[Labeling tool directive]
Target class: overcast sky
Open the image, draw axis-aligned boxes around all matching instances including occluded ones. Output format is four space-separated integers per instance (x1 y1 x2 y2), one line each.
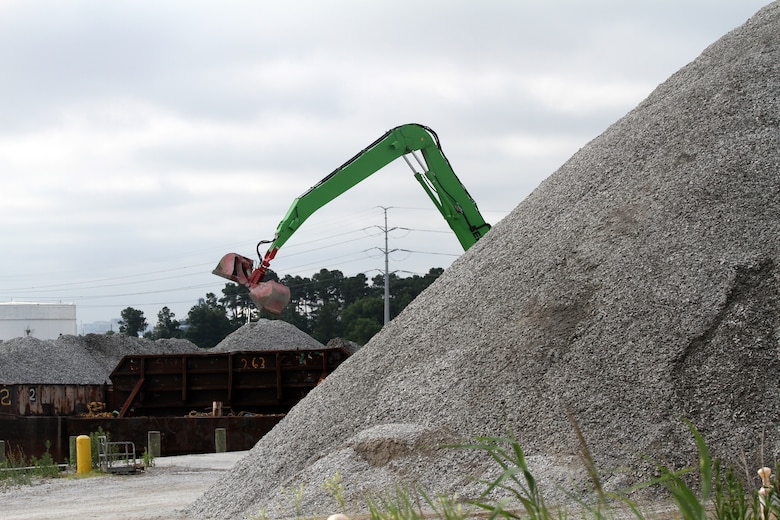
0 0 770 328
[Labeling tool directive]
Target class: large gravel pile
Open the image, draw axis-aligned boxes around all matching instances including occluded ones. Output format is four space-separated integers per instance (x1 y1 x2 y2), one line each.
189 4 780 519
210 319 325 352
0 334 199 384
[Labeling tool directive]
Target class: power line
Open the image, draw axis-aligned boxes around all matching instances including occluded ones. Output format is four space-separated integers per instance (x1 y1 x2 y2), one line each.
1 206 465 317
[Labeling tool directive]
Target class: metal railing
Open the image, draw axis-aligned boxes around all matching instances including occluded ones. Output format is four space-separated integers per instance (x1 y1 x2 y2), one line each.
96 435 140 473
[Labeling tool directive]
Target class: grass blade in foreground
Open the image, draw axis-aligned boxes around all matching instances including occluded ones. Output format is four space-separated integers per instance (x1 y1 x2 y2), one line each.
457 434 551 520
646 418 711 520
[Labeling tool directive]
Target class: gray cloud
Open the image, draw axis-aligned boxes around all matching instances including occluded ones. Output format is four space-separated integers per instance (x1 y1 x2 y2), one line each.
0 0 770 324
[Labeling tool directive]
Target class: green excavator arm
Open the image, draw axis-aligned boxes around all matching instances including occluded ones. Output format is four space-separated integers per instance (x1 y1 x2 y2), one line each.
213 123 491 314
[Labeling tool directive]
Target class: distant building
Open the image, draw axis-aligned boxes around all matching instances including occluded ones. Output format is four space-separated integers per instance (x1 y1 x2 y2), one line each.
81 319 121 335
0 302 77 340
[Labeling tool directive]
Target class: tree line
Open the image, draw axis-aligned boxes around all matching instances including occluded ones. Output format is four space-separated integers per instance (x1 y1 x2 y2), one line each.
117 267 443 349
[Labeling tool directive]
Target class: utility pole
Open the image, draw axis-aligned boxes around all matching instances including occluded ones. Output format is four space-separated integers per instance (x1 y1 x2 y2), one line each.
378 207 396 325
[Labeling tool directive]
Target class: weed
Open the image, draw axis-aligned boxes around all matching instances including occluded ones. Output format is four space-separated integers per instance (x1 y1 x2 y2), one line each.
620 418 711 520
365 486 427 520
448 419 776 520
243 421 779 520
364 486 469 520
714 461 755 520
89 428 110 469
142 447 156 468
419 490 468 520
459 433 551 520
248 508 270 520
282 482 306 519
0 441 60 485
29 441 59 478
0 446 32 485
321 472 346 512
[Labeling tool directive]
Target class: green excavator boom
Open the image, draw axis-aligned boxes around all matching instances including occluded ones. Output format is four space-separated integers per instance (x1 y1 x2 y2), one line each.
213 123 491 314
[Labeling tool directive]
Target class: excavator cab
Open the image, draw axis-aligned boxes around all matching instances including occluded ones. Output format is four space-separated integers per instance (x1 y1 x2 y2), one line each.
212 253 291 314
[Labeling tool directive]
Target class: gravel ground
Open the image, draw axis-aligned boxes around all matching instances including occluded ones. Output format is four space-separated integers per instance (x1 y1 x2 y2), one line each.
188 4 780 519
0 451 248 520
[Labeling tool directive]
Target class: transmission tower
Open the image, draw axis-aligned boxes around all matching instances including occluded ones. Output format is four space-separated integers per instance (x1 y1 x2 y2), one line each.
377 206 397 325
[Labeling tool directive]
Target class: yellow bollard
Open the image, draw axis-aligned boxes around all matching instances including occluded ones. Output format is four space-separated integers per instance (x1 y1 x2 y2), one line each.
76 435 91 474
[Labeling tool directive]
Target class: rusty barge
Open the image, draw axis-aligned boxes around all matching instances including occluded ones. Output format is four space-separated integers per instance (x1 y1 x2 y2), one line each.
0 346 350 462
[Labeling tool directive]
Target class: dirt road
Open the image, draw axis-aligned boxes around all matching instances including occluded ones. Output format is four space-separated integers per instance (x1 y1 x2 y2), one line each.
0 451 248 520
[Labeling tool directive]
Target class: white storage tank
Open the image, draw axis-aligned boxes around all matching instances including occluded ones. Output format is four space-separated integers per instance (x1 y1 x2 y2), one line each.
0 302 77 340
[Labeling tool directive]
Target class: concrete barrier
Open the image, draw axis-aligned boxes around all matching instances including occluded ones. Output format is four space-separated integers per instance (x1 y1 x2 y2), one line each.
215 428 226 453
148 430 161 458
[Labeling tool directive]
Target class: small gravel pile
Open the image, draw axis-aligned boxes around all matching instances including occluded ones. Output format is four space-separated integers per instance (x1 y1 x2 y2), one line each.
210 319 325 352
0 320 324 385
0 319 324 385
325 337 361 356
0 334 199 384
189 4 780 520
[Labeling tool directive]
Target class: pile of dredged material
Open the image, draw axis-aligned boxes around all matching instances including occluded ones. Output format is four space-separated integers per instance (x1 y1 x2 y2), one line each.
189 3 780 519
0 320 326 385
210 318 325 352
0 334 198 384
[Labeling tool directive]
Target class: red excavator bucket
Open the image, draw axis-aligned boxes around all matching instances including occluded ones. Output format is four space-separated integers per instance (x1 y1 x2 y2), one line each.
212 253 291 314
249 280 291 315
212 253 254 285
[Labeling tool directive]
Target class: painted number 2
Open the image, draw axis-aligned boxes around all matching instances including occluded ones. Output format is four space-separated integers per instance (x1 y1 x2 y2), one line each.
0 387 10 407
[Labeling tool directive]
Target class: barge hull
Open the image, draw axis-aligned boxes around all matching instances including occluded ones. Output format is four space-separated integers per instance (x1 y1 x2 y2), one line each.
1 414 284 463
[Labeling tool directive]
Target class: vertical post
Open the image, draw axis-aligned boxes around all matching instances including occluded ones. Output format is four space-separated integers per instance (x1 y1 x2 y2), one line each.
76 435 91 474
383 207 390 325
148 431 161 458
215 428 226 453
69 436 77 466
0 440 5 465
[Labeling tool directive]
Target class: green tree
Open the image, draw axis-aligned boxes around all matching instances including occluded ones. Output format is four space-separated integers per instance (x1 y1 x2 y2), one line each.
344 317 382 345
219 282 253 324
392 267 444 311
310 301 343 344
281 274 309 314
184 293 235 349
151 306 181 339
118 307 148 337
185 266 444 346
370 268 443 319
341 296 384 344
312 268 344 304
341 273 370 305
276 298 311 334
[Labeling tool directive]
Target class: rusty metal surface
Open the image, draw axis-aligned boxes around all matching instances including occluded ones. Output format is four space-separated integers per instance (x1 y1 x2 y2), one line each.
109 348 349 417
0 415 284 463
0 415 67 462
0 384 105 416
69 415 283 458
0 347 349 463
